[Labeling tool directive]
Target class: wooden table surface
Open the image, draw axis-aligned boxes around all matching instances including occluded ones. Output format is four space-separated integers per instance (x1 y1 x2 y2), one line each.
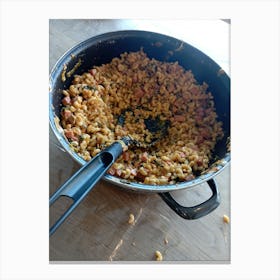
49 19 230 262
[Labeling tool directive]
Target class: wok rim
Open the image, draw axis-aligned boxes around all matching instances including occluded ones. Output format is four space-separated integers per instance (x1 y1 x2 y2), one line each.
49 30 231 193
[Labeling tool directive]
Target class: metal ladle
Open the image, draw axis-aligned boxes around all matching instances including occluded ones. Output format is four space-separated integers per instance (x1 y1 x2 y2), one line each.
49 116 169 236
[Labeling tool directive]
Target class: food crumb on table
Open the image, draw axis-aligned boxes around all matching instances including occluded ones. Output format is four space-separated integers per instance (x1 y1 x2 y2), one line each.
155 250 163 261
128 213 135 225
164 236 168 244
223 214 230 223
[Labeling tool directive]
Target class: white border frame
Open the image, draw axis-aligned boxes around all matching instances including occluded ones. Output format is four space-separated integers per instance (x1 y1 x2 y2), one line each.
1 0 279 279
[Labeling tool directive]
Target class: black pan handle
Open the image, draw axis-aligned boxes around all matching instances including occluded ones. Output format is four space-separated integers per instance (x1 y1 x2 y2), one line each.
159 179 220 219
49 140 125 236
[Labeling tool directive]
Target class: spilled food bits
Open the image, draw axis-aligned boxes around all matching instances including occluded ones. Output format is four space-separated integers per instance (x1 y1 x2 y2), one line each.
217 68 226 76
155 250 163 261
153 41 163 47
174 41 184 52
164 237 169 245
223 214 230 224
66 58 82 78
61 64 67 82
128 213 135 225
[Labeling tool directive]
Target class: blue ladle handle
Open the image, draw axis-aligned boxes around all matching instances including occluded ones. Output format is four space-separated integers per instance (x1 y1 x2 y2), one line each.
49 140 125 236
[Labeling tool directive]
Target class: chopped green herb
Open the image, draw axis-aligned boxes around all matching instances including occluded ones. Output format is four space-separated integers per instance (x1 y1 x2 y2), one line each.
83 85 97 91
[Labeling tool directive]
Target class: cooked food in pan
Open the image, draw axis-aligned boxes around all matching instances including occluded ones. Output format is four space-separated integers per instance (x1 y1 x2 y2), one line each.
60 50 223 185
